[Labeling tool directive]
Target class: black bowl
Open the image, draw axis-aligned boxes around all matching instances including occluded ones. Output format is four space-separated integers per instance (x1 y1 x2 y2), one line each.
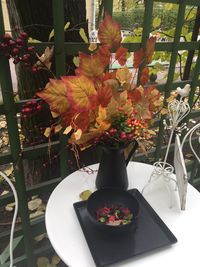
87 189 139 233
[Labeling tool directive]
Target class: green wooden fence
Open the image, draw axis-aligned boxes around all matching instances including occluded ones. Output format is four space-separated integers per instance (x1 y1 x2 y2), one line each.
0 0 200 266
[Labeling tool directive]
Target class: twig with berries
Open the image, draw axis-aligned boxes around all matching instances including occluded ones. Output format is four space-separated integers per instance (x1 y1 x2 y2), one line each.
0 32 54 77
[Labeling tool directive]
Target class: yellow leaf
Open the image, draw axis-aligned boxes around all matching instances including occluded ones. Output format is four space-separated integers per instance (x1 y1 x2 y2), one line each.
166 92 177 103
0 121 7 128
160 108 168 115
51 111 59 118
5 204 14 212
0 190 9 196
48 29 54 41
37 79 69 114
28 198 42 211
78 52 105 78
54 124 62 133
29 210 44 219
64 22 70 31
73 56 80 67
79 28 89 43
88 43 97 51
74 129 82 140
35 46 54 70
116 67 132 85
62 75 97 111
34 233 47 242
63 125 72 135
37 257 50 267
79 190 92 200
28 37 41 43
96 105 107 124
44 127 51 138
4 165 14 177
137 140 148 156
153 17 161 28
147 129 156 135
51 255 61 265
96 105 111 131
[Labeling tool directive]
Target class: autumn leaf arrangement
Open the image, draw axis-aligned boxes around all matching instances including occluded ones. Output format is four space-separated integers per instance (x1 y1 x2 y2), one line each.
35 12 163 153
0 13 163 154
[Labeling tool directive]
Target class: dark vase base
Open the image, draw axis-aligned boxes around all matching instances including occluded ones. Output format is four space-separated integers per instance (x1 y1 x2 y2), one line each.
95 146 128 190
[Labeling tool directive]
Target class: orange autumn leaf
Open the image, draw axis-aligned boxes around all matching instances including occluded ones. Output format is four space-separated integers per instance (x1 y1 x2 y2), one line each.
116 67 132 85
37 79 69 114
106 93 133 120
140 67 149 85
61 75 97 112
144 87 162 111
69 106 110 148
133 48 143 68
97 83 112 107
146 36 156 64
96 105 110 127
88 42 97 52
115 46 128 66
98 12 122 48
131 86 152 120
77 52 105 78
69 126 104 148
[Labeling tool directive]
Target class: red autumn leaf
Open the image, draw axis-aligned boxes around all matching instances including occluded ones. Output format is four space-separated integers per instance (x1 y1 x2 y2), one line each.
145 36 156 64
73 111 90 132
140 67 149 85
61 109 90 133
97 84 112 107
115 46 128 66
77 52 104 78
61 109 76 128
103 70 117 81
133 48 143 68
61 75 97 112
128 88 142 103
97 45 111 66
98 12 122 48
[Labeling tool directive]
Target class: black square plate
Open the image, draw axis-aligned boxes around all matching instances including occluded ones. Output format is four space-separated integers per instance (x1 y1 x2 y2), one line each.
73 189 177 267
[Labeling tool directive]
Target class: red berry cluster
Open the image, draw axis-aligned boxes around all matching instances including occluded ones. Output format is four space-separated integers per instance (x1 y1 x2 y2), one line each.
0 32 39 73
21 100 43 118
92 109 147 147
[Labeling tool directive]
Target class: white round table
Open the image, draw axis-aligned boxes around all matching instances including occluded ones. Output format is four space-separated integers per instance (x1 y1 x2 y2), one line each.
45 162 200 267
